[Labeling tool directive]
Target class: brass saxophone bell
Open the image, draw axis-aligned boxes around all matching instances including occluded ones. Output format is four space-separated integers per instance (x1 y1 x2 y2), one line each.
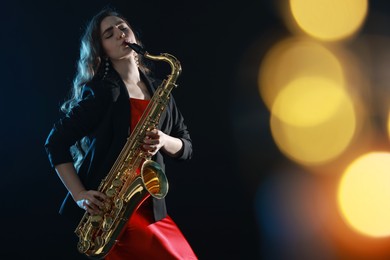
141 160 169 199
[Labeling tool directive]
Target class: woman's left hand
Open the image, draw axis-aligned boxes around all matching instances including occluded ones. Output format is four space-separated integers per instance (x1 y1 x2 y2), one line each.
143 128 166 156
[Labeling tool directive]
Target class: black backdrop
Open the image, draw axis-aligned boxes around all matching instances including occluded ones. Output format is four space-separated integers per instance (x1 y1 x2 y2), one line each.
2 1 389 259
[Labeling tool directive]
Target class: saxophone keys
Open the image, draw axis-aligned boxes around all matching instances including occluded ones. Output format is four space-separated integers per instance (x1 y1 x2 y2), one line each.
112 178 122 187
77 239 91 253
94 236 105 248
115 198 124 209
89 215 103 227
105 187 116 197
102 215 114 231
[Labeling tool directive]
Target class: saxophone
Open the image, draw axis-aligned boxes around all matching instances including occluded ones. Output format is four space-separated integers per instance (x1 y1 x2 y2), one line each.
75 43 182 259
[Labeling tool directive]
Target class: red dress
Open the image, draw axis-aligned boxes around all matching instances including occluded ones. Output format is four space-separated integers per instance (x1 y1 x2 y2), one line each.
105 98 197 260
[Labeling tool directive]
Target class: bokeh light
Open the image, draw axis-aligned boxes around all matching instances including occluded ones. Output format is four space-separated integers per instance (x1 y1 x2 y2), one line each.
388 110 390 141
258 38 345 111
270 89 356 166
272 76 346 127
338 152 390 237
289 0 368 41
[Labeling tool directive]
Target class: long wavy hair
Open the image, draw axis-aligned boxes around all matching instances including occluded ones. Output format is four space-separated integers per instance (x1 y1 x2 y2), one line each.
62 7 150 169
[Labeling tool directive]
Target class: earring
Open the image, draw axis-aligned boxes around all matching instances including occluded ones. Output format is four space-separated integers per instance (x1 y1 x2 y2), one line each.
103 57 110 78
134 53 139 67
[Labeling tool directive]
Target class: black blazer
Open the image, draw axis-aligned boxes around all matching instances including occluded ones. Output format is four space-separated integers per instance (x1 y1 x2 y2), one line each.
45 69 192 228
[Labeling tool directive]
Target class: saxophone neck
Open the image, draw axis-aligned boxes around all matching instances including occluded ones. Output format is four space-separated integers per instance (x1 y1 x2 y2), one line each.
127 42 182 82
147 53 182 82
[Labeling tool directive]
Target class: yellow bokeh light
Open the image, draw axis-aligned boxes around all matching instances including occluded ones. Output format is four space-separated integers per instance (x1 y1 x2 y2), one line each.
272 77 345 127
289 0 368 41
338 152 390 237
259 38 344 111
271 86 356 165
388 110 390 142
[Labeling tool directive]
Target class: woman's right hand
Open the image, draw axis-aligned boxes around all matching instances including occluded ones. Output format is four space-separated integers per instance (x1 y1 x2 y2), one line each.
75 190 107 215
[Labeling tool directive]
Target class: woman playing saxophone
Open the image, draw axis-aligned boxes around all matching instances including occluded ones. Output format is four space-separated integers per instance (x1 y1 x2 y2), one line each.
44 6 197 260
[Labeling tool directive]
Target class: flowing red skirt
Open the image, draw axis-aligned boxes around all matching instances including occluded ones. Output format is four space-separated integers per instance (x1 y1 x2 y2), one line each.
105 198 197 260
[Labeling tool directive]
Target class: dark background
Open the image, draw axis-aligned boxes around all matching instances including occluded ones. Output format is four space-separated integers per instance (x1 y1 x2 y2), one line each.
1 1 390 259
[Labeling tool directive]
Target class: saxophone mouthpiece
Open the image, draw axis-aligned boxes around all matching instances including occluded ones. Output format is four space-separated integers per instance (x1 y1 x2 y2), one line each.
126 42 146 55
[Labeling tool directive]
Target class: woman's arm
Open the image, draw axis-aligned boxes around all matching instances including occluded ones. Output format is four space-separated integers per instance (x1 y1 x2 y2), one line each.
55 162 107 215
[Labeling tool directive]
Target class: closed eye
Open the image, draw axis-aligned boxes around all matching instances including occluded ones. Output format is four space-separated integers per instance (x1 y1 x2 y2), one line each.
105 33 113 39
102 22 128 39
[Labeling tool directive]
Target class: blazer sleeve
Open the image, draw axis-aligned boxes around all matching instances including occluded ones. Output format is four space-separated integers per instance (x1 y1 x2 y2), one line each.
44 82 112 168
168 96 193 161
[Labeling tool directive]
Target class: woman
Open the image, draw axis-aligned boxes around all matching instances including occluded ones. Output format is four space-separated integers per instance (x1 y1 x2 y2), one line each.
44 7 197 260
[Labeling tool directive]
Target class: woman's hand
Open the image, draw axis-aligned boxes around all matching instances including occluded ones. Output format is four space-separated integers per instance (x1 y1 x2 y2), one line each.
75 190 107 215
143 128 184 157
143 128 166 156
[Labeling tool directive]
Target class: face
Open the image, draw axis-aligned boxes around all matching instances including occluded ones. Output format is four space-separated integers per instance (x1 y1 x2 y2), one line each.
100 15 137 61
